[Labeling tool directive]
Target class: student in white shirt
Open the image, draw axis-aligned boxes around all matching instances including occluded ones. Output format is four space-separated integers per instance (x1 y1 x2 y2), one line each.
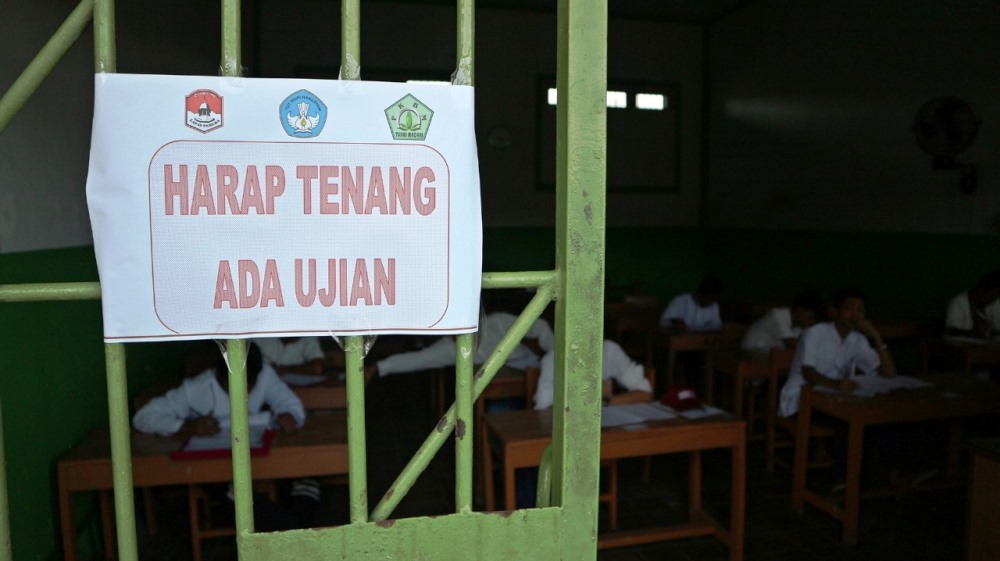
532 340 652 410
944 270 1000 339
365 312 554 381
659 276 723 332
251 337 326 377
741 291 824 352
778 288 896 418
132 343 317 530
133 342 306 437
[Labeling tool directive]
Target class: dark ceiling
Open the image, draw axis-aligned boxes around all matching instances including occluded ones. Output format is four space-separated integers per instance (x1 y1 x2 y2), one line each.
362 0 756 24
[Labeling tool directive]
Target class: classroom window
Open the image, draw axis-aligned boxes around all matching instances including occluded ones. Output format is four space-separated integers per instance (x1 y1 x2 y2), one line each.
635 93 666 110
547 88 630 109
537 78 679 192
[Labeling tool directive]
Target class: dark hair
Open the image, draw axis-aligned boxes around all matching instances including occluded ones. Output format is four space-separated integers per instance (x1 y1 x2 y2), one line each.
214 341 263 390
832 287 866 307
697 276 724 297
976 270 1000 291
791 290 825 319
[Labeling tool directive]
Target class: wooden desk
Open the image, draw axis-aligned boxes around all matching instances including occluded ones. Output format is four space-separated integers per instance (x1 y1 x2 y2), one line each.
966 437 1000 561
791 375 1000 545
705 349 771 436
922 337 1000 376
483 409 746 560
57 411 348 561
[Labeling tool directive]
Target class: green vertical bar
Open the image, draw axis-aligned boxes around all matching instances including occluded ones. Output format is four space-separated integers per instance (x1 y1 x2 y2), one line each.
455 0 474 85
93 0 114 72
341 0 360 80
0 399 12 561
105 343 138 561
454 333 474 513
553 0 606 559
220 0 241 76
344 336 369 523
226 339 255 534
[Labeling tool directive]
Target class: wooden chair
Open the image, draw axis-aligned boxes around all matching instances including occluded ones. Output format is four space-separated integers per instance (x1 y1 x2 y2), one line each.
187 481 277 561
606 298 660 367
765 347 834 473
522 365 656 530
474 366 531 508
658 322 748 391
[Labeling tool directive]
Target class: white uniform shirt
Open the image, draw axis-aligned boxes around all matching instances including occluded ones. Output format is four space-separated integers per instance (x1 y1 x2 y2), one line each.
378 312 554 376
252 337 325 366
532 340 652 410
944 292 1000 334
659 293 722 332
778 322 880 418
132 363 306 436
741 308 799 351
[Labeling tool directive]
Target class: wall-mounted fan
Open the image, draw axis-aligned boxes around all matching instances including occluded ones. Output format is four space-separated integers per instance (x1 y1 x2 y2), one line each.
912 96 981 194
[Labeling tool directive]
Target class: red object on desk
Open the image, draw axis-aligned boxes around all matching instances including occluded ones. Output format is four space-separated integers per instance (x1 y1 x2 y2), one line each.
170 428 275 460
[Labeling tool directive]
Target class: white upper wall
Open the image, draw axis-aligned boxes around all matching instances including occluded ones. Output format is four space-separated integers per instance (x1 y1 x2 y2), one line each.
0 1 703 253
707 0 1000 233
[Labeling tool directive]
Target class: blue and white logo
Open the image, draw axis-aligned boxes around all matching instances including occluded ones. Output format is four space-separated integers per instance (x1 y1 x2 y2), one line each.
280 90 327 138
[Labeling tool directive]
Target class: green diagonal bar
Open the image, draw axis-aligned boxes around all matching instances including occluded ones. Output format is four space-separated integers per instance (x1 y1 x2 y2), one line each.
105 343 138 561
370 282 556 521
0 0 94 133
344 336 369 523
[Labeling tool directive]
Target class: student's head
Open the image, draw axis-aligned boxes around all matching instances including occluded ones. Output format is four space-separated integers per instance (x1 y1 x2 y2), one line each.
695 276 724 308
790 290 824 329
831 288 866 333
214 342 264 392
972 270 1000 306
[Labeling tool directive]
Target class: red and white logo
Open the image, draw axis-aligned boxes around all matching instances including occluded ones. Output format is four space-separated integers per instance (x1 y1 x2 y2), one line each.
185 89 223 133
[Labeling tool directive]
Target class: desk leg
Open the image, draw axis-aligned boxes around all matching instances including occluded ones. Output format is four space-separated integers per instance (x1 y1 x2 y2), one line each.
733 373 744 420
58 478 78 561
705 355 715 405
667 348 676 388
99 490 117 560
504 464 517 512
842 421 865 546
731 434 746 561
947 420 964 477
483 428 496 512
689 451 702 521
791 400 811 512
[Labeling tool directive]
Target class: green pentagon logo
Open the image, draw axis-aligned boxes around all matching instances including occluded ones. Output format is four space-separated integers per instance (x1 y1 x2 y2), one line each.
385 94 434 141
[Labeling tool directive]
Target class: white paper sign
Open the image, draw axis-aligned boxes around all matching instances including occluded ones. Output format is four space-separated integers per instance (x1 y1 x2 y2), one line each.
86 74 482 341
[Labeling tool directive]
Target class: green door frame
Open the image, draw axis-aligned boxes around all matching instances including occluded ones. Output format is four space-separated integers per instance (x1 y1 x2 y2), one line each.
0 0 607 558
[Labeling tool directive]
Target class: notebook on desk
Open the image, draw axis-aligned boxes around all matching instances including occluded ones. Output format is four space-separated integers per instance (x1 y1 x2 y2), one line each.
170 412 275 459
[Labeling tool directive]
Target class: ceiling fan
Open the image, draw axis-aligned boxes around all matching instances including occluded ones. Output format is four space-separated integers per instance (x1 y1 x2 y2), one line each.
912 96 981 194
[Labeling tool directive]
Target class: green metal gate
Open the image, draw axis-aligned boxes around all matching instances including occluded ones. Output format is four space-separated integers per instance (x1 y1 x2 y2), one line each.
0 0 607 558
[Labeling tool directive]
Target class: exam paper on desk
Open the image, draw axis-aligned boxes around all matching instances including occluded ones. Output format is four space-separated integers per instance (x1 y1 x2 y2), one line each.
815 375 932 398
601 402 677 428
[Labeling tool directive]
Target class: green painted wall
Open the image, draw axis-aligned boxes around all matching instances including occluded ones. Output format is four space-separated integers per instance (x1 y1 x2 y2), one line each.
703 229 1000 321
0 227 996 560
0 246 195 561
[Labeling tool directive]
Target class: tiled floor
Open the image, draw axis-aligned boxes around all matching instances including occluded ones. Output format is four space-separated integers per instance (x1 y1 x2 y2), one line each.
134 370 968 561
